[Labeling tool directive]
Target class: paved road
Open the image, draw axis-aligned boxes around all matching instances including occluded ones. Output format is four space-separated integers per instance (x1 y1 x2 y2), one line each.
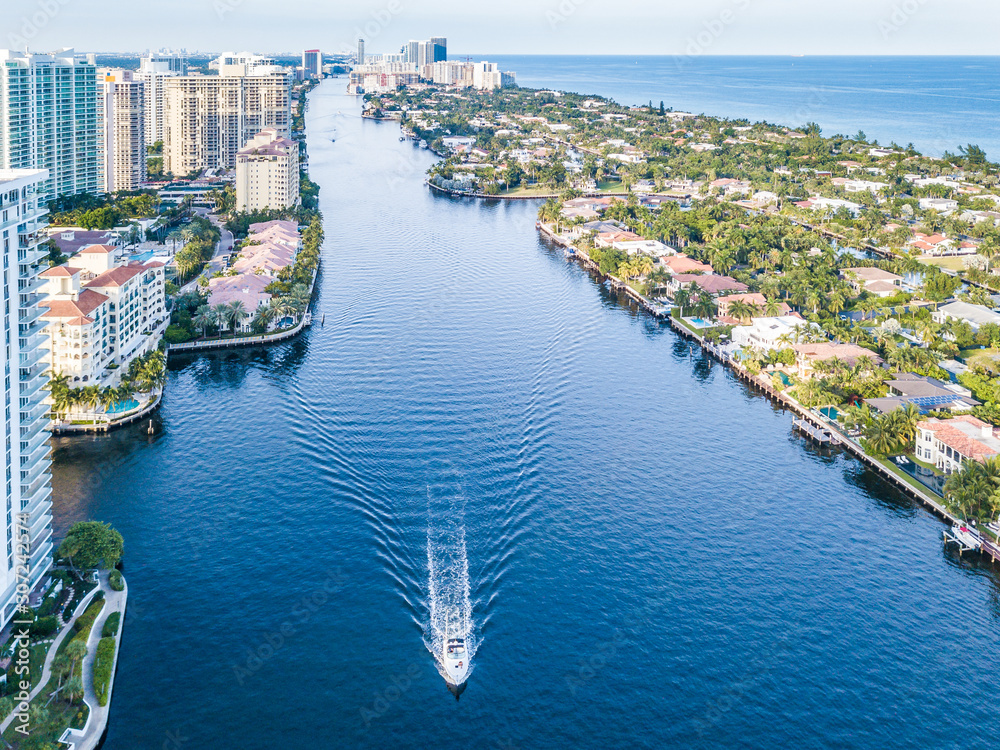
179 209 234 295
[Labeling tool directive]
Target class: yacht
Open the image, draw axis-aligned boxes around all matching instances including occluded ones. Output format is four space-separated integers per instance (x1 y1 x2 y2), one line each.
442 634 469 685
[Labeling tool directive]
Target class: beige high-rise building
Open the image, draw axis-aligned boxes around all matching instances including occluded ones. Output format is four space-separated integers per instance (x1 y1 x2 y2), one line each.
162 55 291 176
235 128 301 212
137 52 187 147
100 69 147 192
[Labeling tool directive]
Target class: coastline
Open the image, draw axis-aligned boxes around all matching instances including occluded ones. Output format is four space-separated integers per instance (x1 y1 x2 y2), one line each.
535 221 992 561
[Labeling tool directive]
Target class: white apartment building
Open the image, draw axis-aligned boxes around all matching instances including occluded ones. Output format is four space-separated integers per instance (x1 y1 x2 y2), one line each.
235 129 301 212
0 49 102 202
39 246 167 385
472 62 516 91
0 169 54 626
100 69 147 192
162 60 292 175
138 51 187 146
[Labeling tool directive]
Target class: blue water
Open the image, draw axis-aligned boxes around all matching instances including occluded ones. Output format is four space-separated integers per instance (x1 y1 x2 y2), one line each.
47 76 1000 749
471 55 1000 158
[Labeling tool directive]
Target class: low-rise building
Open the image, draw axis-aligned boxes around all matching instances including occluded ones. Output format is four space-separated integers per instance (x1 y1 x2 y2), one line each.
39 245 167 385
915 415 1000 474
866 373 979 414
791 343 883 378
235 128 301 212
731 316 812 350
716 293 790 321
841 267 904 297
932 300 1000 332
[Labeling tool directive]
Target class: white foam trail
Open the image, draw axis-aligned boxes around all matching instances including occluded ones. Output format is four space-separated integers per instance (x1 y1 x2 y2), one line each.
425 482 476 682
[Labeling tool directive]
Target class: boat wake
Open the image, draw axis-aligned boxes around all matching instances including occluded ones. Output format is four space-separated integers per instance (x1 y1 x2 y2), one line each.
425 481 476 686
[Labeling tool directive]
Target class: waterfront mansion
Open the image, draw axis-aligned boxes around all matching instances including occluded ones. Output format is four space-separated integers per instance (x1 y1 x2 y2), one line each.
39 244 168 384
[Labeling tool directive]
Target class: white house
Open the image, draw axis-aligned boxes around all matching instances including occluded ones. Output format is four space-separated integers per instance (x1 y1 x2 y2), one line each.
932 300 1000 331
732 316 814 350
919 197 959 213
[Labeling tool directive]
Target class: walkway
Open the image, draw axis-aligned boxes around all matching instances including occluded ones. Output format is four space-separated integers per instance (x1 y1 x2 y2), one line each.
60 571 127 750
0 580 104 734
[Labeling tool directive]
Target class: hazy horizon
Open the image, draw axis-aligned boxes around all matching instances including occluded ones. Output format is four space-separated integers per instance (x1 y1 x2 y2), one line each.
7 0 1000 57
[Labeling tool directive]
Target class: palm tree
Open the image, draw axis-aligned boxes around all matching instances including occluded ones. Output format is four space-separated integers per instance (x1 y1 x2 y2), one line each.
48 372 72 416
864 415 899 457
193 305 215 338
99 386 118 413
674 288 691 317
764 297 784 317
211 303 231 333
65 640 88 678
226 300 247 333
251 305 276 334
65 676 84 705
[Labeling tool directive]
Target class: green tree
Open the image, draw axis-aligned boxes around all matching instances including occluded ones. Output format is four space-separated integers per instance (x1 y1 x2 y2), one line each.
58 522 124 573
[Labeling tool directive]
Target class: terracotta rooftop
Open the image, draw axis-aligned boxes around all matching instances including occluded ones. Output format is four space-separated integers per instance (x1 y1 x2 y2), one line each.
41 289 108 319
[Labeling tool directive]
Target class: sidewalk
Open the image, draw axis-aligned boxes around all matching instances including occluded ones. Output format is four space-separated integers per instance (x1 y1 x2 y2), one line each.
0 581 104 734
60 571 127 750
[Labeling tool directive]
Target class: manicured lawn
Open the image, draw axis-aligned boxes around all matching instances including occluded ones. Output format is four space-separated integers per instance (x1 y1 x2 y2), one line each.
918 255 968 272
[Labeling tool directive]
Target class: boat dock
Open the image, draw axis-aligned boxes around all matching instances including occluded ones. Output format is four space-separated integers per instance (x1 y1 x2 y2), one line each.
793 419 841 446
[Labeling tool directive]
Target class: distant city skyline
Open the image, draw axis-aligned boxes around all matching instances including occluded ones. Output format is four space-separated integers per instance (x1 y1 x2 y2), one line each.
5 0 1000 56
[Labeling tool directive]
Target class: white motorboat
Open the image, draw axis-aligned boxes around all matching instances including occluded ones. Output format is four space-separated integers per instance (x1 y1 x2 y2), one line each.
944 520 982 552
442 634 469 685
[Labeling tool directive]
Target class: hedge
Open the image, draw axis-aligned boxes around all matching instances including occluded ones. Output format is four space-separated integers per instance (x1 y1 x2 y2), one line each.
30 615 57 637
109 570 124 592
102 611 121 638
73 599 105 636
93 637 115 706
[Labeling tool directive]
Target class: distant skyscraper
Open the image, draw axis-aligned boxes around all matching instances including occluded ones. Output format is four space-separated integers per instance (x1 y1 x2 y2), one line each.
430 37 447 62
405 41 421 65
357 39 365 66
302 49 321 78
99 70 147 192
138 51 186 146
0 167 54 628
0 49 102 202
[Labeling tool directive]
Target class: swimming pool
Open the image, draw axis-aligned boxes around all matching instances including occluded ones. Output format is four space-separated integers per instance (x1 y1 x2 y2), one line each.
106 399 140 414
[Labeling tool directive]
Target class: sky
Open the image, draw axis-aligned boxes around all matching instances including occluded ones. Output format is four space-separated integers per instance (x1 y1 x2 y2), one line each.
5 0 1000 56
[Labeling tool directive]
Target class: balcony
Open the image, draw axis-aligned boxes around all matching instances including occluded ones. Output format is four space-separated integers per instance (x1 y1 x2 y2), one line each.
20 435 51 469
20 400 49 428
18 331 48 354
19 479 51 515
19 416 47 443
20 457 51 491
19 304 46 328
19 317 48 340
18 345 46 371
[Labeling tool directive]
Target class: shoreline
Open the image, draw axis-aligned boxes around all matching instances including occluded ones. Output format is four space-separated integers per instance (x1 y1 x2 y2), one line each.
534 221 994 561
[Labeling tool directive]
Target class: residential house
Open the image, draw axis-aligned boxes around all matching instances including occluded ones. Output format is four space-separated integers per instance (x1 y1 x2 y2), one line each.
915 416 1000 474
865 373 979 414
731 316 813 350
716 293 790 322
841 267 904 298
932 300 1000 332
791 343 883 378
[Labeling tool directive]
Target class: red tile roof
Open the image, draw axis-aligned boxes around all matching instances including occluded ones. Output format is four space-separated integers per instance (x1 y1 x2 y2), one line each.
83 263 145 288
41 289 108 319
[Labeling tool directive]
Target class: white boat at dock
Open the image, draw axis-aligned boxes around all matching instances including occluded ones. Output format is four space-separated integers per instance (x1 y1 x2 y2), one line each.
943 520 982 553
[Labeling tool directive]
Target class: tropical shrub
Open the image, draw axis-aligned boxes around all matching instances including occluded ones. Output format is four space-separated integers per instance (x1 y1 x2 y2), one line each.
109 570 124 591
73 599 105 634
30 616 57 637
93 637 116 706
102 612 121 638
